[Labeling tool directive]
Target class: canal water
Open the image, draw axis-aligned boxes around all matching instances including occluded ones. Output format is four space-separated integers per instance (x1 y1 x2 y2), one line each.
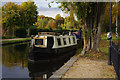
1 42 76 79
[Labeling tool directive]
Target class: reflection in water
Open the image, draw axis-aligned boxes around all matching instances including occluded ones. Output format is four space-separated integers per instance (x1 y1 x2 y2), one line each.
28 61 60 80
2 42 76 79
28 50 76 80
2 43 29 67
2 43 30 78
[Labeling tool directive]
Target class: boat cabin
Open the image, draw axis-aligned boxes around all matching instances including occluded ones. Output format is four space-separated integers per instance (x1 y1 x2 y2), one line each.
31 32 77 49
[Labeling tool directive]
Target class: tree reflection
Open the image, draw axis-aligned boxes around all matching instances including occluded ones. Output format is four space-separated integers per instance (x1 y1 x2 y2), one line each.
2 43 29 68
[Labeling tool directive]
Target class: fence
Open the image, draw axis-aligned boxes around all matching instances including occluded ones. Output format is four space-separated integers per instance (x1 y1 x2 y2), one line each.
111 42 120 79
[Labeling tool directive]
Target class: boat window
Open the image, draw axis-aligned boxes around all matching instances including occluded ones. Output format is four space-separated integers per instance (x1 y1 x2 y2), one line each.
69 38 71 44
63 38 66 45
57 38 61 46
73 37 75 43
47 37 54 48
35 39 43 45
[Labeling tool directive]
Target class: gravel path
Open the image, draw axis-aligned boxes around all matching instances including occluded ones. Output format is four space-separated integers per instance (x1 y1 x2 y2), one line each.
62 57 116 78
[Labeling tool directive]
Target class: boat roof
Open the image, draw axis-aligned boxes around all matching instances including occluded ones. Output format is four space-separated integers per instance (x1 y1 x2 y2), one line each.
33 32 76 38
38 32 57 35
34 34 76 38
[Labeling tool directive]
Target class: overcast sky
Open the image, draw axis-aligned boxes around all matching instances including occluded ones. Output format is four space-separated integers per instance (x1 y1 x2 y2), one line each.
1 0 69 19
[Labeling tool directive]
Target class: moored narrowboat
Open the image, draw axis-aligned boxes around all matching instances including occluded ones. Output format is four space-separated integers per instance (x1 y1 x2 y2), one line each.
29 32 78 59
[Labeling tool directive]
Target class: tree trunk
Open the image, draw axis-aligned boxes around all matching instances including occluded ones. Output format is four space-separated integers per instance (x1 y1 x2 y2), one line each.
91 3 106 51
81 36 86 55
81 37 91 55
81 22 91 55
81 3 106 55
96 15 104 51
7 26 14 36
91 34 97 50
93 3 106 51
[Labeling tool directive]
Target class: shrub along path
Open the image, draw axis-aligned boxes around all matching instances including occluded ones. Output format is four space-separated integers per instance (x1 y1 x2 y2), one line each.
62 57 116 78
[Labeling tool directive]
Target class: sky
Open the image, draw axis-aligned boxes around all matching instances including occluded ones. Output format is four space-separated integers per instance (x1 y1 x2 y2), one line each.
34 1 69 18
1 0 69 19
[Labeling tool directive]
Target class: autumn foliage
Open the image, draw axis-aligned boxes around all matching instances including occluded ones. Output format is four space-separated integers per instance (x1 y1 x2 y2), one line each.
2 2 38 36
45 20 57 29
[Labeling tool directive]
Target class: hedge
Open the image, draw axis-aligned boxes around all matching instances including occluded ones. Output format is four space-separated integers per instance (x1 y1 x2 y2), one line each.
29 28 38 35
15 28 27 38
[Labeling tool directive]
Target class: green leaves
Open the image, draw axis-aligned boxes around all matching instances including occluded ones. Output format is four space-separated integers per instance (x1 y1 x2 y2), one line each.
2 1 38 29
19 2 38 28
37 18 48 29
2 1 38 36
55 14 64 25
2 2 20 33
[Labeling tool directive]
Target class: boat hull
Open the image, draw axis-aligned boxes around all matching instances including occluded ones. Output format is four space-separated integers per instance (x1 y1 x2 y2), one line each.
30 44 77 54
29 45 77 60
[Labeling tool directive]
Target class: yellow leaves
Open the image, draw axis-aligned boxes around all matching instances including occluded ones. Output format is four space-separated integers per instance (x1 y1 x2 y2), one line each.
112 15 116 24
38 15 45 19
65 16 71 22
61 24 65 29
2 1 38 29
55 14 61 20
55 14 64 23
27 0 34 2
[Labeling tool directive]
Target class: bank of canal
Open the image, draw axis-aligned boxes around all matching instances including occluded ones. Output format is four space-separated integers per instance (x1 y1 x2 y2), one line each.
1 38 31 45
1 42 76 79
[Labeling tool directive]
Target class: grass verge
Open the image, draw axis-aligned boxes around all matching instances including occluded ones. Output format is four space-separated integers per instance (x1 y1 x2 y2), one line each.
81 38 119 60
79 39 110 60
101 37 120 40
1 38 31 44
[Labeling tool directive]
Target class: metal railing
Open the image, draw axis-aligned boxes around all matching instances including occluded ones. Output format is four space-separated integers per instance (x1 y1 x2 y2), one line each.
111 42 120 79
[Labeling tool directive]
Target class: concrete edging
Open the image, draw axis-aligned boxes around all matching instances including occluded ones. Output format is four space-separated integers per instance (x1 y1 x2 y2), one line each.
48 55 78 80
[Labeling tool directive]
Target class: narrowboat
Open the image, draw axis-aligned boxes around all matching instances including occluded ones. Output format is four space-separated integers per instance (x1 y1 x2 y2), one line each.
29 32 78 59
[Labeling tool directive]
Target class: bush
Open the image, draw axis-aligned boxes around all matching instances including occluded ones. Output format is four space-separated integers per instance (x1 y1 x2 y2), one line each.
38 28 53 32
53 29 63 34
29 28 38 36
15 28 27 38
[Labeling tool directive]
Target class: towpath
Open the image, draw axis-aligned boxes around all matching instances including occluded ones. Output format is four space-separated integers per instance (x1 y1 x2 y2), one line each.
62 57 116 78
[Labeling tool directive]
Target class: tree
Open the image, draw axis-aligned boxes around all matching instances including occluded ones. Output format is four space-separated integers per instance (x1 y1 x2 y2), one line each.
34 15 55 29
103 2 120 33
46 20 57 29
2 2 20 36
2 1 38 36
38 15 45 19
59 2 106 55
37 18 48 29
19 1 38 29
59 2 75 29
64 16 79 30
55 14 64 26
0 7 2 36
64 16 71 29
70 3 75 29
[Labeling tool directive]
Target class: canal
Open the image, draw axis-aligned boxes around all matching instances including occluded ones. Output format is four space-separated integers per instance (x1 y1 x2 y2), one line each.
1 42 76 79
